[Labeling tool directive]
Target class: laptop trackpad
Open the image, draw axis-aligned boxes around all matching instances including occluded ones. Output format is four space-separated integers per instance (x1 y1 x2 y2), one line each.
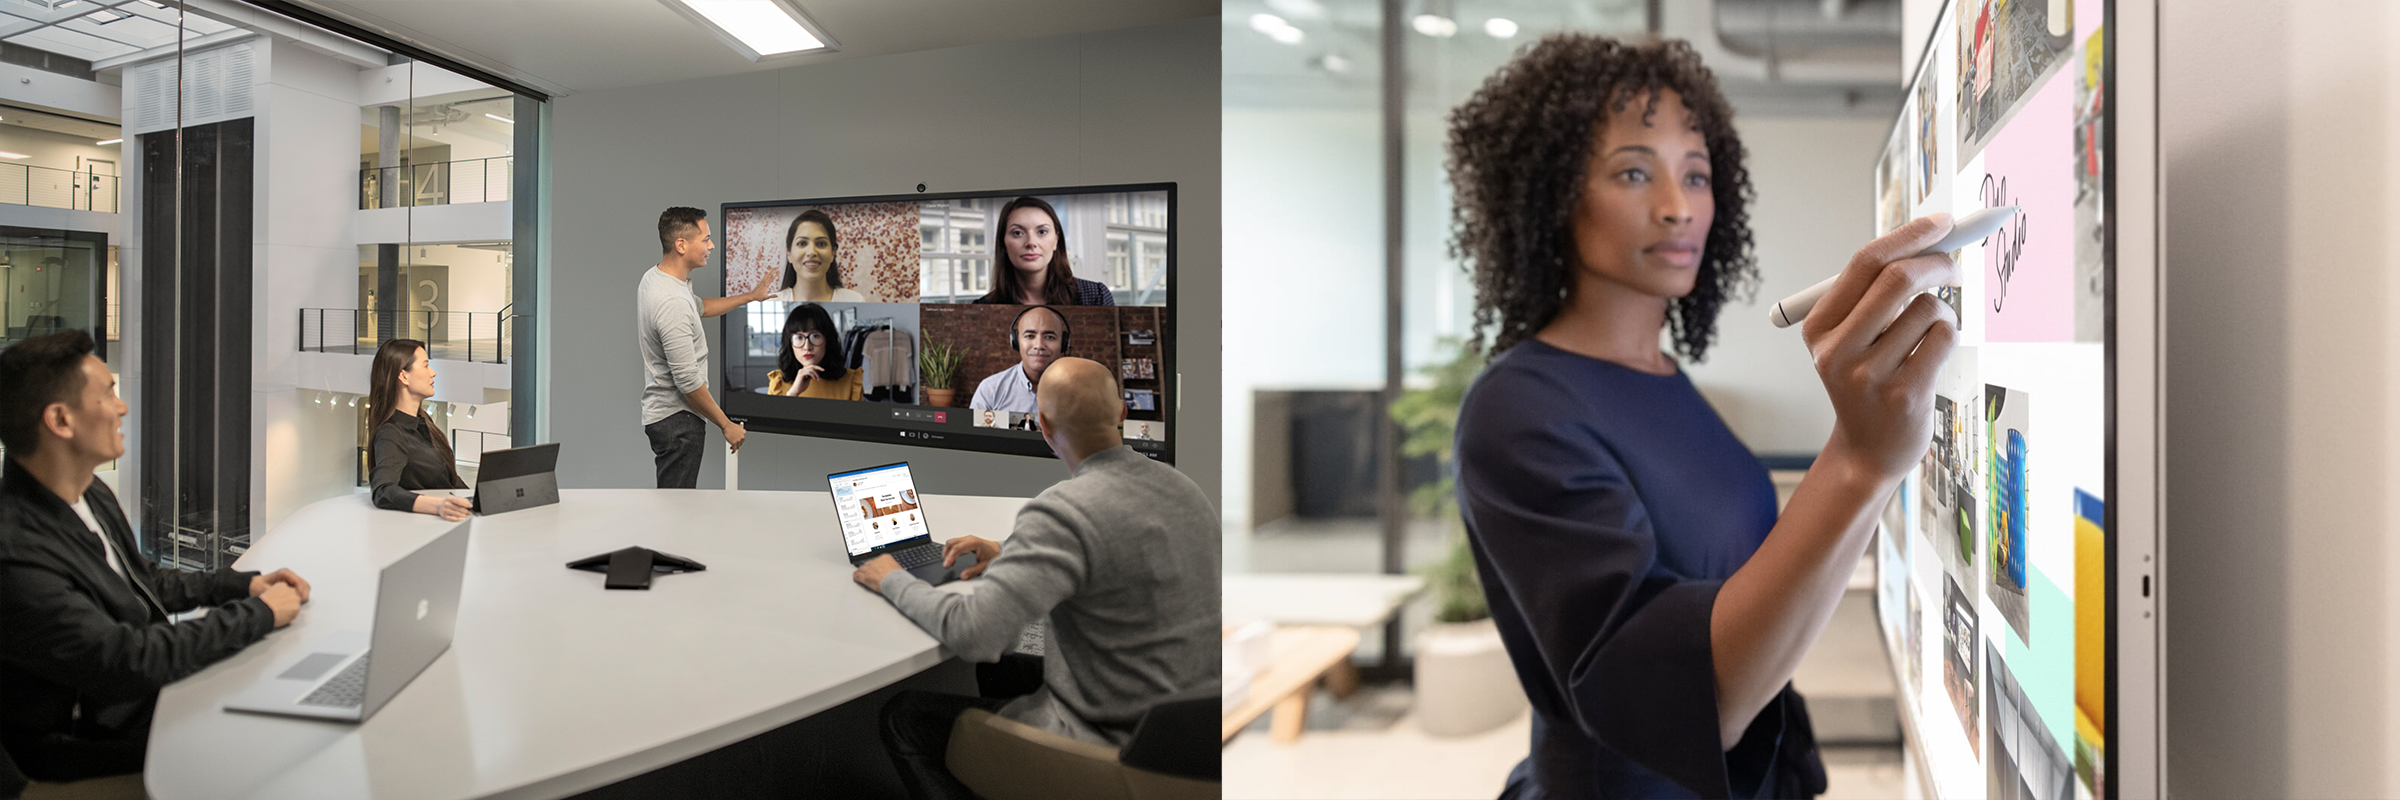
278 653 349 681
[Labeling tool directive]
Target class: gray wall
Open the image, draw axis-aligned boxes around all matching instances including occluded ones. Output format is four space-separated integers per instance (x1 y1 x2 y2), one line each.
546 18 1220 505
2161 0 2400 796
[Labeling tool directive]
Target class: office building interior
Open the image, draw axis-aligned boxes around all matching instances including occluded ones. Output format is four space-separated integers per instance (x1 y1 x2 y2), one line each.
5 0 2400 798
0 1 1217 797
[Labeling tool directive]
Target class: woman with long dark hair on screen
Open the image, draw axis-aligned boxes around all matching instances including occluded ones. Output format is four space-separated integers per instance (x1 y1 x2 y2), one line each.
1449 36 1960 799
972 196 1115 306
767 302 864 400
367 339 471 521
776 208 866 303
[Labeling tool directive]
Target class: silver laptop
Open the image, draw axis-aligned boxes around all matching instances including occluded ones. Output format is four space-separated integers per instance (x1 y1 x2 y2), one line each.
224 519 470 722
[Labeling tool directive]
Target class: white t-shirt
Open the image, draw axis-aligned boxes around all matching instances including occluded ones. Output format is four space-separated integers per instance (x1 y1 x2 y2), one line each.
70 499 126 578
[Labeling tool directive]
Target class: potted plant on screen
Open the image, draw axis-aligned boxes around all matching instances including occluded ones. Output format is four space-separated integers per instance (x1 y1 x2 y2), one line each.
1394 338 1528 736
920 336 963 408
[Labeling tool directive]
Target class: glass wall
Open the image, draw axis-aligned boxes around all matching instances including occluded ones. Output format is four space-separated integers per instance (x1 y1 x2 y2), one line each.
0 2 548 568
348 58 530 487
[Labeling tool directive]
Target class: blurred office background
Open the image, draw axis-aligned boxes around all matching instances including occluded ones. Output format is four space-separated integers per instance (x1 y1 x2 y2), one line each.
1218 0 1915 796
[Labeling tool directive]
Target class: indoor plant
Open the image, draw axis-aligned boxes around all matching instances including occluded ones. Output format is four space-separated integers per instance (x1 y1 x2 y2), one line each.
1394 339 1526 736
919 336 963 408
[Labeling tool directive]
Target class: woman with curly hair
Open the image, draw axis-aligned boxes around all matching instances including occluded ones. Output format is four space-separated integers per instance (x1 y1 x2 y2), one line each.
1450 35 1960 799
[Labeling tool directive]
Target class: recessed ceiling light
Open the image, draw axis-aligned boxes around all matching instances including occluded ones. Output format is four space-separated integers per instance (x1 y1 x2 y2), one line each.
96 138 121 145
0 152 27 159
1249 13 1304 45
661 0 836 61
1412 14 1458 38
1266 0 1326 21
1484 18 1518 38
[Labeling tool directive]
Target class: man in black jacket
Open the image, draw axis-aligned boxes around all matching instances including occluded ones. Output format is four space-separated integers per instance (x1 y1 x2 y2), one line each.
0 331 311 788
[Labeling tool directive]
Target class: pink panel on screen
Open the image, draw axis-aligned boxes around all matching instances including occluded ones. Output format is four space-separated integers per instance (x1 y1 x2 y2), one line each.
1979 67 2075 343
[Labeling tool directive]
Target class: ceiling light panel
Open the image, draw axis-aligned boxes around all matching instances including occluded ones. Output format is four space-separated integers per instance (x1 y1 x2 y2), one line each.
660 0 836 61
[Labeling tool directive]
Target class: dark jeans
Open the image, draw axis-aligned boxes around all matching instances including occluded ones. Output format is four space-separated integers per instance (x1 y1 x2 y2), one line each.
879 691 1010 800
976 653 1044 700
643 411 704 489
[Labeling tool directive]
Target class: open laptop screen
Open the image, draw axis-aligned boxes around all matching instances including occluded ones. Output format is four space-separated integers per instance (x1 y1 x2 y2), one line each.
827 463 929 558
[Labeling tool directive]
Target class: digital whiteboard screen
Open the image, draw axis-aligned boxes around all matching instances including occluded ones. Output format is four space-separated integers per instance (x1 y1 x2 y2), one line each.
1868 0 2140 797
716 184 1177 463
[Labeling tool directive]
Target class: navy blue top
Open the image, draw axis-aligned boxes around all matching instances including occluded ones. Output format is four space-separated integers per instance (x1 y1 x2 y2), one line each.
1456 340 1824 800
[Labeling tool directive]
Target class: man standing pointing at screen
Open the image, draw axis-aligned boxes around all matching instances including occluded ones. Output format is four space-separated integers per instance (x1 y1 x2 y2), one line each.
638 207 774 488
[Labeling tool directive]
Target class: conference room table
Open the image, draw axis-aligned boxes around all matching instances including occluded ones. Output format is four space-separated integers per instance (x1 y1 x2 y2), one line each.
145 488 1029 800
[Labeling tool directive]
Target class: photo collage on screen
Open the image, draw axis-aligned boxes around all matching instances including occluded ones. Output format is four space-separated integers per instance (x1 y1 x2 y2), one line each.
717 188 1173 460
1870 1 2108 798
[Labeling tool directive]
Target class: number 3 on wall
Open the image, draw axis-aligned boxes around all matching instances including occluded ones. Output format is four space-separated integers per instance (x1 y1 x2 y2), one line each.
416 279 441 328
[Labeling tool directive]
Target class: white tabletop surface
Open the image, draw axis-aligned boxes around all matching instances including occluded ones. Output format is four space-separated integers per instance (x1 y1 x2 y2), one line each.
1220 573 1427 629
146 488 1027 800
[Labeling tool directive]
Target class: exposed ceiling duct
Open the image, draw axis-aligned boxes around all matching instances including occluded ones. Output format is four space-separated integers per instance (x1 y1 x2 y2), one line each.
1648 0 1903 117
1670 0 1901 85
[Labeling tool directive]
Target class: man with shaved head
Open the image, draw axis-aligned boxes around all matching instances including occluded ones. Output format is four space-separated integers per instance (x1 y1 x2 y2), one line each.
854 357 1218 798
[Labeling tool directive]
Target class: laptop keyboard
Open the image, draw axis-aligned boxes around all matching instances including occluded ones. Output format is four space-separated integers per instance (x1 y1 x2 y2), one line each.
892 544 942 571
298 653 371 709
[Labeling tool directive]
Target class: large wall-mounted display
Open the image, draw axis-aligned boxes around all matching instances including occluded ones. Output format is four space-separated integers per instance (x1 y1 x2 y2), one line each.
1871 1 2159 797
719 184 1176 462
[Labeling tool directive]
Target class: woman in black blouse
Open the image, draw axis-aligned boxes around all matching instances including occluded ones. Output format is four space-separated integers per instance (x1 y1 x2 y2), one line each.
366 339 470 521
971 196 1115 306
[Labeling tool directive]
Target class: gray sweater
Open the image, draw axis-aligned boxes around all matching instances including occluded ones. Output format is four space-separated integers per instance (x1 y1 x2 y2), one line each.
636 265 708 426
881 446 1220 747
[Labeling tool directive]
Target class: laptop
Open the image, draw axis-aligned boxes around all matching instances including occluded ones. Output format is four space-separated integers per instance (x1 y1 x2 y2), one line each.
472 443 560 515
826 462 974 585
224 519 470 722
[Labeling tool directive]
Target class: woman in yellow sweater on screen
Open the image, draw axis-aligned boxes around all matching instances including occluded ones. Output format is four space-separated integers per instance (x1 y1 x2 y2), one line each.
766 302 864 400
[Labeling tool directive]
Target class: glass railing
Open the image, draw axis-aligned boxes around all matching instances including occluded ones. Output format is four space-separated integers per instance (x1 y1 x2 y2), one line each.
359 156 512 209
299 308 514 363
0 164 120 212
451 429 511 466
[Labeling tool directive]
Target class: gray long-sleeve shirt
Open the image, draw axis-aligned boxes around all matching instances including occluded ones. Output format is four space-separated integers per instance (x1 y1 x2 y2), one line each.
637 265 708 426
880 446 1220 748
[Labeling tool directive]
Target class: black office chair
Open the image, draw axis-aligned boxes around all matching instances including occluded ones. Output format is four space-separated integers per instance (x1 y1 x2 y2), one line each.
0 746 145 800
1 744 25 800
945 693 1220 800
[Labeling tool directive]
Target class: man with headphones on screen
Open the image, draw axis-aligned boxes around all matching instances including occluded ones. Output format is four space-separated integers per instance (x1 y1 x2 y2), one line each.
968 306 1069 415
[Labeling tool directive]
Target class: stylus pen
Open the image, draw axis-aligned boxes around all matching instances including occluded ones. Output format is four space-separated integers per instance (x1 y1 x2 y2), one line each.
1769 205 2019 329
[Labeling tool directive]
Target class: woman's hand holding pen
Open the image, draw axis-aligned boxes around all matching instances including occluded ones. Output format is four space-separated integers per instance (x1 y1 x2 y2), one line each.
1801 214 1960 482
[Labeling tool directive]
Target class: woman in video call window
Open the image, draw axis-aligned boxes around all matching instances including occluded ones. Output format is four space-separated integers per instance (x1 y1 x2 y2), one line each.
366 339 472 522
767 302 865 400
776 208 865 303
1450 36 1960 799
972 196 1115 306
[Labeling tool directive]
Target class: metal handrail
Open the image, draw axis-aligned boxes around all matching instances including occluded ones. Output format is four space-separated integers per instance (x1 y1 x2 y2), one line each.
0 163 120 212
359 156 513 209
299 308 512 363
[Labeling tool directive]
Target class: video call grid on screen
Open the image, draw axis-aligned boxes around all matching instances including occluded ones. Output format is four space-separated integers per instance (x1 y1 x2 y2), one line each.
717 183 1176 463
1865 1 2132 797
829 463 929 556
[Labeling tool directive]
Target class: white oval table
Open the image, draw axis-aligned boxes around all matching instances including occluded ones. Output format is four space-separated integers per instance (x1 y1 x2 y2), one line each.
145 488 1026 799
